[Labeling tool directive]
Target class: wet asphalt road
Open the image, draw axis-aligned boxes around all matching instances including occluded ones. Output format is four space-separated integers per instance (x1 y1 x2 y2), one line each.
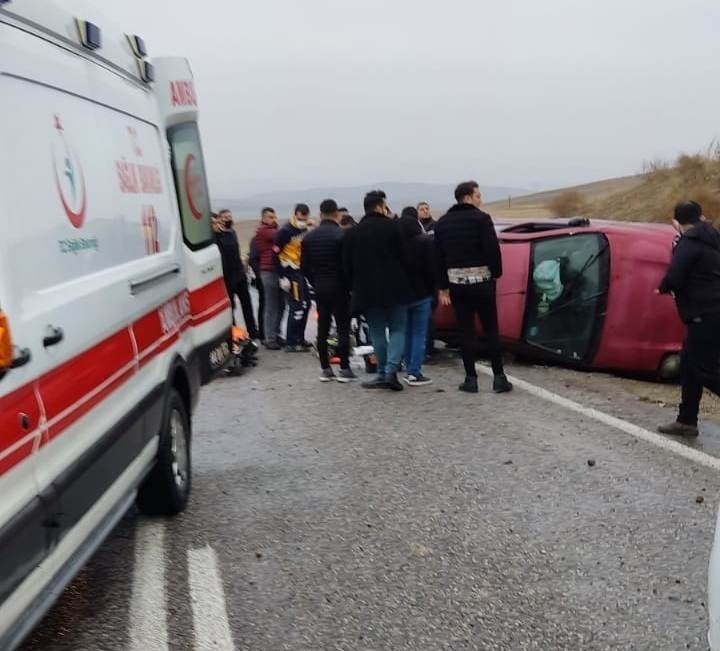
21 349 720 650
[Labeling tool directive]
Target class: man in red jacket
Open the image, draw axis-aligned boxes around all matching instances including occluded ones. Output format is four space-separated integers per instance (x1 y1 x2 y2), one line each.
254 207 285 349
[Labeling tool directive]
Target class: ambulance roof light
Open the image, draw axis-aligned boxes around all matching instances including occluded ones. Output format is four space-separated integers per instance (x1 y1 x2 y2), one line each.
127 34 148 59
76 19 102 50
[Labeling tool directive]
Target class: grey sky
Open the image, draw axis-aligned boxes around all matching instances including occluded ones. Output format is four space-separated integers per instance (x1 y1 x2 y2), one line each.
101 0 720 198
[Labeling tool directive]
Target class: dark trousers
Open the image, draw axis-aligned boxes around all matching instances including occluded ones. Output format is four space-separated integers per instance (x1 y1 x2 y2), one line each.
252 267 265 341
316 290 351 370
450 282 504 378
678 313 720 426
285 270 310 347
227 274 259 339
426 296 438 355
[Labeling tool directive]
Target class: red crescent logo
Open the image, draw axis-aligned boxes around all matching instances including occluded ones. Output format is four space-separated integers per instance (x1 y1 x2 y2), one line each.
183 153 204 220
54 156 87 229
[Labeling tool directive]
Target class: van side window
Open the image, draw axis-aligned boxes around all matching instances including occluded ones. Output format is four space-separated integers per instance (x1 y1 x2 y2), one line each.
167 123 213 250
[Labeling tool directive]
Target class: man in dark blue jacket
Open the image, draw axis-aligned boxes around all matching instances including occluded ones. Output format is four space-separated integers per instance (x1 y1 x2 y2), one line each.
658 201 720 436
301 199 357 383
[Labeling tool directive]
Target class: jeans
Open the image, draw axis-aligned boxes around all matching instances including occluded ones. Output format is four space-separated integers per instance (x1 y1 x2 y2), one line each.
316 290 351 370
284 270 310 347
678 313 720 426
450 282 504 378
404 297 433 376
365 305 408 376
260 271 284 344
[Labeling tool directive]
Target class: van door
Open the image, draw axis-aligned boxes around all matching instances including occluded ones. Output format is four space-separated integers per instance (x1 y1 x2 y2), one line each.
0 304 46 605
154 58 232 385
0 27 182 554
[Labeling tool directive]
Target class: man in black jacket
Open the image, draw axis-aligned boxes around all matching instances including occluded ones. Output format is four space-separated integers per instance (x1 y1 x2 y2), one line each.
301 199 357 383
343 190 413 391
434 181 512 394
658 201 720 436
215 210 260 340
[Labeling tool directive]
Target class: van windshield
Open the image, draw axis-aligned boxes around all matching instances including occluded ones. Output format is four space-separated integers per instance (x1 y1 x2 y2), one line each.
168 122 214 250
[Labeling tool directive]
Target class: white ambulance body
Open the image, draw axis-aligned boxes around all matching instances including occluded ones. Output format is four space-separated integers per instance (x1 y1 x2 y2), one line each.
0 1 231 647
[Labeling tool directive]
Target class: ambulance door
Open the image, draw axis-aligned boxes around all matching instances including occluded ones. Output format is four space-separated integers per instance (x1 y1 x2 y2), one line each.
154 58 232 384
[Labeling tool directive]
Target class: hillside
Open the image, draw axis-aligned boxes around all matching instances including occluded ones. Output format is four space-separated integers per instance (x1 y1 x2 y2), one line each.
486 150 720 225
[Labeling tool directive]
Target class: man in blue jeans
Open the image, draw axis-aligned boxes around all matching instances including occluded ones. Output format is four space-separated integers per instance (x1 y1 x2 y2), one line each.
399 207 436 386
343 190 413 391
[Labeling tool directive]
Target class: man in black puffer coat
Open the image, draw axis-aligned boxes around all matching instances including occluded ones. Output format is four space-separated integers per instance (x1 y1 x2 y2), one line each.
301 199 357 383
343 190 413 391
434 181 512 395
658 201 720 437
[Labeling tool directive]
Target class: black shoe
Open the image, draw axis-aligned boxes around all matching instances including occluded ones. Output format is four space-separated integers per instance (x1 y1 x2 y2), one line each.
264 341 282 350
285 345 307 353
362 375 389 389
459 377 479 393
386 373 404 391
493 374 513 393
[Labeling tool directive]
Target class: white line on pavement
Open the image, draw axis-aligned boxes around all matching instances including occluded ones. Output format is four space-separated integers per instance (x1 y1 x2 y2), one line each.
476 365 720 472
129 520 169 651
188 546 235 651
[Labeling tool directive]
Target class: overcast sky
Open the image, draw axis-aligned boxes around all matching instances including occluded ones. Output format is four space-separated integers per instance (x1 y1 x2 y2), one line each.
100 0 719 198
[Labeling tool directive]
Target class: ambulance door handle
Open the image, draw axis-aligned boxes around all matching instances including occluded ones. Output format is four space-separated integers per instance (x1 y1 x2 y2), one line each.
129 265 181 295
43 327 64 348
10 347 31 369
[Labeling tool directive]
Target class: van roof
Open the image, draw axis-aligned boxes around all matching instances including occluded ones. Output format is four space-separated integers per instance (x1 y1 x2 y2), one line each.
0 0 149 85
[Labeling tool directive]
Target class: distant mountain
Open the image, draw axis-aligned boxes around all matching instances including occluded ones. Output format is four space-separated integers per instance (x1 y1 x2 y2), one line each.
214 182 528 220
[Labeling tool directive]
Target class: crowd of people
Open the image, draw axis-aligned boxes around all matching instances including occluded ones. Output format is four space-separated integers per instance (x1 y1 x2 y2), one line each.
212 181 514 393
213 185 720 431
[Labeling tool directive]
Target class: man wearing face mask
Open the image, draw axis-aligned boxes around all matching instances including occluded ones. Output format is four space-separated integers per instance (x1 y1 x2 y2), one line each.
657 201 720 437
215 209 260 341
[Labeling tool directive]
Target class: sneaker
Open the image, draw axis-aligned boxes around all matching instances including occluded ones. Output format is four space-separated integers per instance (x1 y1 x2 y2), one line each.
404 373 433 387
319 368 336 382
336 368 358 383
658 421 699 437
386 373 404 391
264 341 282 351
459 377 479 393
362 375 389 389
493 374 513 393
285 345 307 353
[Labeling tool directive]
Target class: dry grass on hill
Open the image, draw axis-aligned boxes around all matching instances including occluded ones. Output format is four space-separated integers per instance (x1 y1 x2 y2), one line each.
588 149 720 225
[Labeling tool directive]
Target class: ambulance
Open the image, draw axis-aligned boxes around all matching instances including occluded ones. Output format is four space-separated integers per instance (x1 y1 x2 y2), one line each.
0 1 232 646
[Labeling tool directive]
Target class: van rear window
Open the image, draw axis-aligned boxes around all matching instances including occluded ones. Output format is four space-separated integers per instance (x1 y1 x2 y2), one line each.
168 123 213 250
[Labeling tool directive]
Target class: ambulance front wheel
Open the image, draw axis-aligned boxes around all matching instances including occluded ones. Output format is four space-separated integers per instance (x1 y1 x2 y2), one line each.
137 389 192 516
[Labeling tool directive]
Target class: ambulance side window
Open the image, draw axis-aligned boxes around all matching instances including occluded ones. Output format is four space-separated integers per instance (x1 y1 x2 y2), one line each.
167 123 213 250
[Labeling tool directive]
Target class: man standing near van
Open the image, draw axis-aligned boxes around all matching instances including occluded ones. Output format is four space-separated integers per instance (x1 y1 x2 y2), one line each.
343 190 413 391
275 203 312 352
418 202 436 234
301 199 357 382
658 201 720 437
255 207 284 350
215 210 260 341
434 181 512 394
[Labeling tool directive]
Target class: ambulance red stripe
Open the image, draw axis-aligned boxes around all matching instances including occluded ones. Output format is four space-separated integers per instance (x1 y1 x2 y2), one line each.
0 279 228 475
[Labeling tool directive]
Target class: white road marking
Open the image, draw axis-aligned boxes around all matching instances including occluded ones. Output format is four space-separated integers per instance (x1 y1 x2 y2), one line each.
129 520 169 651
188 546 235 650
476 365 720 471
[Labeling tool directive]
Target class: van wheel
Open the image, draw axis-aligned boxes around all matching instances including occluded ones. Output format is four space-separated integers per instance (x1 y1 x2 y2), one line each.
137 389 192 516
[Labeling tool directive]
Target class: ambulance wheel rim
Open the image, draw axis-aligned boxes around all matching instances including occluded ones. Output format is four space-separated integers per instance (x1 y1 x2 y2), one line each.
169 408 189 489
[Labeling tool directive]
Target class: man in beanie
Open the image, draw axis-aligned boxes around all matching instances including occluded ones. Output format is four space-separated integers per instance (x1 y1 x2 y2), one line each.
658 201 720 436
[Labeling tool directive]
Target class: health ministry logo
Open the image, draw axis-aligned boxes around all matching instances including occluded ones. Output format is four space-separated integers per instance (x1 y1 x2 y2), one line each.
52 114 87 229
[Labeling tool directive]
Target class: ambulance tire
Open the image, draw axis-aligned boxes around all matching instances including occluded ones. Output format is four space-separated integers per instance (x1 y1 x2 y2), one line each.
137 389 192 516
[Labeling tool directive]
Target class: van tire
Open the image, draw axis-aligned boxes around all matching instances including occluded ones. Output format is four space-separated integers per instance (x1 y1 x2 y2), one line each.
137 389 192 516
